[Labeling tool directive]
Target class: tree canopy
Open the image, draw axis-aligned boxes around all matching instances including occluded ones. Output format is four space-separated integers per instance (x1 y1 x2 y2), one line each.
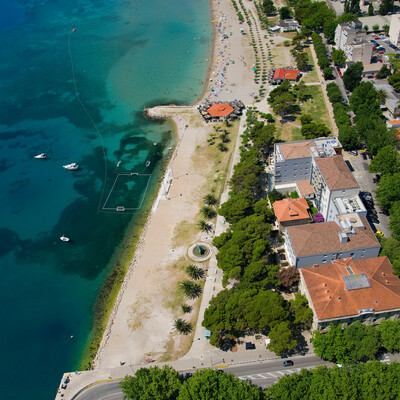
120 365 181 400
342 62 363 91
265 362 400 400
369 145 400 175
177 369 263 400
376 173 400 211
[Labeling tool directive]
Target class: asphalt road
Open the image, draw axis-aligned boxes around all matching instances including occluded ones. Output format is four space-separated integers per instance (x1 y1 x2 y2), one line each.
221 354 332 388
74 355 331 400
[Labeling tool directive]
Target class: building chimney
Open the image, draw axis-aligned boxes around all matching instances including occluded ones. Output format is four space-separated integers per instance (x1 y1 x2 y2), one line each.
338 232 348 243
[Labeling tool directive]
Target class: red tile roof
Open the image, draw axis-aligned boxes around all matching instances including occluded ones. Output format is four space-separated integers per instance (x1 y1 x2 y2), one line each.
301 257 400 321
273 68 300 80
287 218 380 257
314 155 358 191
207 104 234 117
273 197 310 222
296 180 314 197
278 140 315 159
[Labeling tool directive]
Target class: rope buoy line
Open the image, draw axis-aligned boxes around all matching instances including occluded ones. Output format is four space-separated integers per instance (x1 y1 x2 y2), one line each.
67 15 154 214
67 25 109 213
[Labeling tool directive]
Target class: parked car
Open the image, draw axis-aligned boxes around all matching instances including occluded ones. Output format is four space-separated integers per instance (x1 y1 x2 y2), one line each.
376 231 384 237
348 150 358 156
379 51 385 54
245 342 255 350
283 360 294 367
375 36 380 40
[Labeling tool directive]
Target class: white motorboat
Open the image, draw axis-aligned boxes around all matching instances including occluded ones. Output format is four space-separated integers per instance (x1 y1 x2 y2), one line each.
63 163 79 171
146 160 151 167
60 235 70 242
34 153 47 159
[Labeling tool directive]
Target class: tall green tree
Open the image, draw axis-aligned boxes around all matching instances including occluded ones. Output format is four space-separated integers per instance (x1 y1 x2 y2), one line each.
177 369 263 400
369 145 400 175
376 64 391 79
120 366 182 400
263 0 276 15
289 293 313 330
376 173 400 211
332 48 346 66
279 6 292 19
343 62 363 91
344 0 360 14
268 321 297 355
389 201 400 240
378 319 400 352
379 0 394 15
368 3 374 15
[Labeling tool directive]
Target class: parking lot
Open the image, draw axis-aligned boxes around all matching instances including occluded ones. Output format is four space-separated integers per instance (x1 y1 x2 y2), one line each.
342 151 391 237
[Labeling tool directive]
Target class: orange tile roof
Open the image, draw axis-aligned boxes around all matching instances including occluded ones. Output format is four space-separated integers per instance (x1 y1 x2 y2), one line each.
273 68 286 80
207 103 234 117
315 155 358 191
388 120 400 125
287 218 380 257
273 68 300 80
285 71 299 80
301 257 400 321
279 140 315 160
273 197 310 222
296 180 314 197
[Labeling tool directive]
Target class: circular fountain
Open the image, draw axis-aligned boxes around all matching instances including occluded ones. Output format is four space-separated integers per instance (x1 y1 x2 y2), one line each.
188 242 212 262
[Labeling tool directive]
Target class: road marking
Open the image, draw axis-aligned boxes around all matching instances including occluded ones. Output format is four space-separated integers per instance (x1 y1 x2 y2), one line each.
99 391 123 400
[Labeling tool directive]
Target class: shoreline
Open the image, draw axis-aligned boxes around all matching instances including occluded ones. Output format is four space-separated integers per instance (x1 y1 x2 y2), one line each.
84 0 258 372
87 2 218 369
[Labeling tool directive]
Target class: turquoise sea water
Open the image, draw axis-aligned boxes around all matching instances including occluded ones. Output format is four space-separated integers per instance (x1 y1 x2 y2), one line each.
0 1 211 398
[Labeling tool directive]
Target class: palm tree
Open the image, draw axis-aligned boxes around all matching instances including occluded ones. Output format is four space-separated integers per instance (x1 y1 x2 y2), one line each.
224 119 232 127
181 304 193 313
378 89 387 105
200 206 217 219
203 193 218 206
197 220 212 232
179 280 202 299
186 264 204 280
174 318 192 335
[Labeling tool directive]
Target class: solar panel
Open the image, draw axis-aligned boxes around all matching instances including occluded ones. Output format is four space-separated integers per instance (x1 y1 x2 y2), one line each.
343 273 371 290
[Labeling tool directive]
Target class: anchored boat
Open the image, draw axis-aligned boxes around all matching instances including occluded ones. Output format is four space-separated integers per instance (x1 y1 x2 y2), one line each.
63 163 79 171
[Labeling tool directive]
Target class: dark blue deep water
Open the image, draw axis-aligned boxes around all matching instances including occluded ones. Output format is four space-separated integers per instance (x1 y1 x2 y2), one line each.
0 0 211 398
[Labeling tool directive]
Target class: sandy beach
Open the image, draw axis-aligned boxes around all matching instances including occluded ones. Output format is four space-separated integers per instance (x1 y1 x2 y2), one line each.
94 0 257 370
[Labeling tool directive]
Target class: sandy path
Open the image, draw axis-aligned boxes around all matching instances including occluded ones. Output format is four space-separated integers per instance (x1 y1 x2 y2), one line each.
95 0 257 370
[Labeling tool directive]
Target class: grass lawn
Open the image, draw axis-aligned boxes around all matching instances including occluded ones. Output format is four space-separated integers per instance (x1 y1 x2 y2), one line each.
273 84 333 142
301 47 319 84
301 85 332 130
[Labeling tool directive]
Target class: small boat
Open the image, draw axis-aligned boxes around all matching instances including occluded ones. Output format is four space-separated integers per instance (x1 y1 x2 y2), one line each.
60 235 70 242
34 153 47 159
146 160 151 167
153 142 157 146
116 161 121 168
63 163 79 171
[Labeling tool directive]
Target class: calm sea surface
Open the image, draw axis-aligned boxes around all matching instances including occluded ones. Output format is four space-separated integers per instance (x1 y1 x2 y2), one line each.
0 0 211 398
